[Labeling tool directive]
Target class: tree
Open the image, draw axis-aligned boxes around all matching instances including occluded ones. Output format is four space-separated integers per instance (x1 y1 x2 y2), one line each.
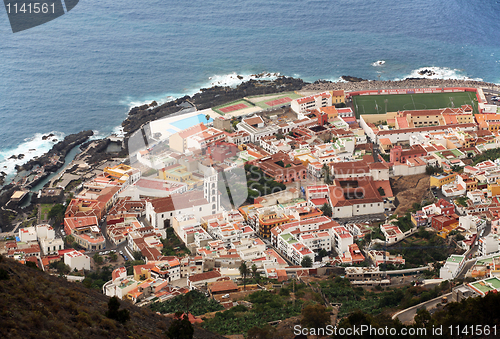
301 304 330 329
251 263 260 281
239 261 249 291
109 252 118 262
378 187 385 196
301 256 313 268
106 296 130 324
414 308 432 328
56 261 70 275
317 249 328 261
320 202 332 217
276 132 285 140
167 312 194 339
205 114 211 125
48 204 65 224
132 251 143 261
322 164 333 185
93 253 103 265
247 324 276 339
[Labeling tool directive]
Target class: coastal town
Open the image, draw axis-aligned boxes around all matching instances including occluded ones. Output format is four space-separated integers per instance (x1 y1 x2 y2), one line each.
4 77 500 336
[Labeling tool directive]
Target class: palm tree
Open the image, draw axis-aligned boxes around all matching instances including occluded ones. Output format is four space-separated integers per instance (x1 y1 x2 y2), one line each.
239 261 249 291
205 114 211 125
251 263 259 282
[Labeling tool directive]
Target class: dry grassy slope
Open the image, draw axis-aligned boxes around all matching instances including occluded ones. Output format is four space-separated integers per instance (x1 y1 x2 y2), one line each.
390 174 433 216
0 257 224 339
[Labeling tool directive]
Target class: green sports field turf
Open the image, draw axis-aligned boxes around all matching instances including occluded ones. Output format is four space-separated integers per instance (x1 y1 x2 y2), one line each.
352 92 479 118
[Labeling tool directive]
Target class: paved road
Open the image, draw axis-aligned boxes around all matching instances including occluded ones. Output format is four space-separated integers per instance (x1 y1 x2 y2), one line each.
394 292 452 324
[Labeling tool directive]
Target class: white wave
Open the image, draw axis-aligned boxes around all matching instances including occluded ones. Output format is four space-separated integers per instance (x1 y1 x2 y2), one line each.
0 131 65 179
123 71 282 110
206 71 281 88
121 94 181 110
399 66 483 81
372 60 386 66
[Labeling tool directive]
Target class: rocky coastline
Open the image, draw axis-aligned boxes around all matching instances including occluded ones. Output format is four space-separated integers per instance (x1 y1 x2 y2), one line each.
303 77 500 92
3 75 500 198
16 130 94 173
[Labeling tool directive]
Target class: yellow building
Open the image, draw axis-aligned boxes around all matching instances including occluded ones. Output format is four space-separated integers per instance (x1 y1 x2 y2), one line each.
158 164 202 189
488 182 500 197
430 172 457 188
330 90 345 104
258 212 291 238
104 164 134 183
318 106 338 122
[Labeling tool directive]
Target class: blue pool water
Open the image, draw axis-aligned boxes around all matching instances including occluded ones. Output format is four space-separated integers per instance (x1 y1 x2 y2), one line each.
170 114 213 130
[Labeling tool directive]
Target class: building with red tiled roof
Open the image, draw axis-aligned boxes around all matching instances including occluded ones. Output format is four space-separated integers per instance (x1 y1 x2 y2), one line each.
208 280 238 295
187 270 222 289
328 178 385 218
291 92 332 114
64 216 105 251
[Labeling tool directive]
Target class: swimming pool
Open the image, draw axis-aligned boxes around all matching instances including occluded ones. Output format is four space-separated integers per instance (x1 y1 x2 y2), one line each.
170 114 212 130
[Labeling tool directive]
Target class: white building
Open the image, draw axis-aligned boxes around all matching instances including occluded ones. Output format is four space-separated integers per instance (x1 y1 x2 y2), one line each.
236 116 279 143
440 254 466 280
18 227 37 242
291 92 332 114
64 250 91 271
478 234 499 257
332 226 354 254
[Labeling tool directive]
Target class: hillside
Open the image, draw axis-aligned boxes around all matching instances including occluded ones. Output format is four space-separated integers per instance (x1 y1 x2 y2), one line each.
0 256 224 339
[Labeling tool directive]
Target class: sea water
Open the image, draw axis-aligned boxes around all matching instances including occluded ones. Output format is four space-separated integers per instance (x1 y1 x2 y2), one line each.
1 0 500 178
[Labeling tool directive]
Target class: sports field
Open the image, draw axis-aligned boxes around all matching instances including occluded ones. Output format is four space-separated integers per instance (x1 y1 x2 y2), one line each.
213 99 254 115
250 92 302 109
352 92 479 118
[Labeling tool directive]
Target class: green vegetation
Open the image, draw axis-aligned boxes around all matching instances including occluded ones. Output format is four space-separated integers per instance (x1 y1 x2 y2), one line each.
323 163 333 185
48 203 66 224
150 290 223 316
105 296 130 324
301 256 313 268
455 196 469 207
40 203 54 221
378 186 386 196
336 283 500 339
203 290 303 335
301 304 330 329
380 153 390 162
161 228 190 256
352 91 478 118
82 265 113 290
386 228 452 268
426 165 444 176
320 277 451 317
473 147 500 165
243 164 286 203
167 313 194 339
320 202 332 217
239 261 250 290
394 213 414 233
0 256 202 339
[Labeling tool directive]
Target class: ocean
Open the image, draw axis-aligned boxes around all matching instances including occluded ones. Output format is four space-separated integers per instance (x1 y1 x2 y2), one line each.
1 0 500 179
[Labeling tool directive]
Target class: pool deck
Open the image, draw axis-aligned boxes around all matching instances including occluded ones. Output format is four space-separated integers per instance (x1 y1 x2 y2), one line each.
148 108 220 140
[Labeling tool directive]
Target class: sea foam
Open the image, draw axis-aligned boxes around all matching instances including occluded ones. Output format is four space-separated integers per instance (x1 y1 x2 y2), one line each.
400 67 483 81
0 131 65 178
